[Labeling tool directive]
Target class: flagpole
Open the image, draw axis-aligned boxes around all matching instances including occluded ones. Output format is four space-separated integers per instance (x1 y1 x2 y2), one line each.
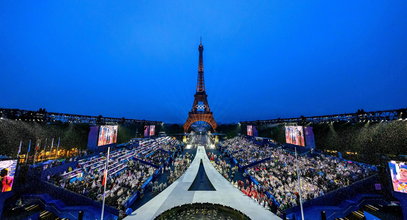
101 147 110 220
56 137 60 158
44 138 48 152
34 139 39 164
50 138 54 159
26 140 31 164
295 147 305 220
17 140 22 159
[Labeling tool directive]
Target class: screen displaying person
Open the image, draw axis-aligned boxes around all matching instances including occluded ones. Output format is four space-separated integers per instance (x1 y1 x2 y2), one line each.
298 127 303 146
0 168 14 192
389 161 407 193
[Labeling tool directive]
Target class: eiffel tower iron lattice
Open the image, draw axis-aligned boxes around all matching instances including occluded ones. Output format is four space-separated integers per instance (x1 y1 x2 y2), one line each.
183 42 217 132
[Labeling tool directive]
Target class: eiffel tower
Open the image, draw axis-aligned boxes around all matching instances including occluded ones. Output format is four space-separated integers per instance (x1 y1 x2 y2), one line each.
183 41 217 132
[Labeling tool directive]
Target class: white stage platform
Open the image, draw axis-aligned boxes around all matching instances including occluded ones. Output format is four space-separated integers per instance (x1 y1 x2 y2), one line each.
126 146 281 220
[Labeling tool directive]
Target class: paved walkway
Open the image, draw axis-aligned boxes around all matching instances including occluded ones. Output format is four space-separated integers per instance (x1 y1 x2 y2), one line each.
126 145 280 220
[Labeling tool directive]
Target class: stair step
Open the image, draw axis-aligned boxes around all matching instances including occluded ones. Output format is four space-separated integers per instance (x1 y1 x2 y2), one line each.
351 210 365 219
25 204 40 211
39 210 49 217
365 204 379 211
39 210 54 220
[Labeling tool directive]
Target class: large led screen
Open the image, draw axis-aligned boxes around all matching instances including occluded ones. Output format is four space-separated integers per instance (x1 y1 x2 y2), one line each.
247 125 253 136
98 125 118 146
388 160 407 193
253 126 258 137
304 126 316 148
144 125 150 137
0 159 18 192
87 126 99 149
149 125 155 136
285 126 305 146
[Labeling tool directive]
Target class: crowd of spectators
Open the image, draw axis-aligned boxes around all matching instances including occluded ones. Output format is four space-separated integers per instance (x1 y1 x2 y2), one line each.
221 137 273 166
247 147 376 210
152 152 193 193
233 180 276 212
55 159 155 210
142 151 169 166
220 136 376 213
168 153 193 184
48 136 182 211
208 152 236 182
208 151 276 212
159 139 181 152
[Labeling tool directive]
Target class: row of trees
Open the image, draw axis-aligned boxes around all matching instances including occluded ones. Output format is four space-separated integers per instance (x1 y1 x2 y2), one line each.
0 120 166 157
251 120 407 163
3 118 404 162
0 120 89 156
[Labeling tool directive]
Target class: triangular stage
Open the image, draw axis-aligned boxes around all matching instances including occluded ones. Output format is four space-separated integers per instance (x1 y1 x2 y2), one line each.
188 159 216 191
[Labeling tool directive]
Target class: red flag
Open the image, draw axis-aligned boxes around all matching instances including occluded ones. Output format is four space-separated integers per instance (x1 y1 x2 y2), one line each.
102 169 107 186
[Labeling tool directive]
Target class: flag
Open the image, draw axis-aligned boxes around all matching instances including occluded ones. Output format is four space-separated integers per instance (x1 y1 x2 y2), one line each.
102 169 107 186
101 147 110 220
35 139 40 152
27 140 32 153
17 140 22 155
102 147 110 186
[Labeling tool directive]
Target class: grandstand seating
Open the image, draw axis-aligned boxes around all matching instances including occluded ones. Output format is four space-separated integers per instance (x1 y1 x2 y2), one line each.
43 137 182 213
219 136 378 218
1 134 402 220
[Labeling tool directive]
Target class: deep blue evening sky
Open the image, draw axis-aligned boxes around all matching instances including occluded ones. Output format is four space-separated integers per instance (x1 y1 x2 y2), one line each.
1 0 406 123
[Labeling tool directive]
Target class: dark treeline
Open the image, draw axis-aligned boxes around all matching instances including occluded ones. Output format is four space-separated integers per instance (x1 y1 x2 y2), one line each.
0 119 165 157
251 121 407 163
216 124 240 138
2 119 405 163
162 124 184 135
312 121 407 156
0 120 89 156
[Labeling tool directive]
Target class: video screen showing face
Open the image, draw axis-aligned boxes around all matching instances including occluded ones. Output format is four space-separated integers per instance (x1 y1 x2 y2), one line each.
0 159 18 192
149 125 155 136
98 125 118 146
144 125 150 137
389 160 407 193
247 125 253 136
285 126 305 146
